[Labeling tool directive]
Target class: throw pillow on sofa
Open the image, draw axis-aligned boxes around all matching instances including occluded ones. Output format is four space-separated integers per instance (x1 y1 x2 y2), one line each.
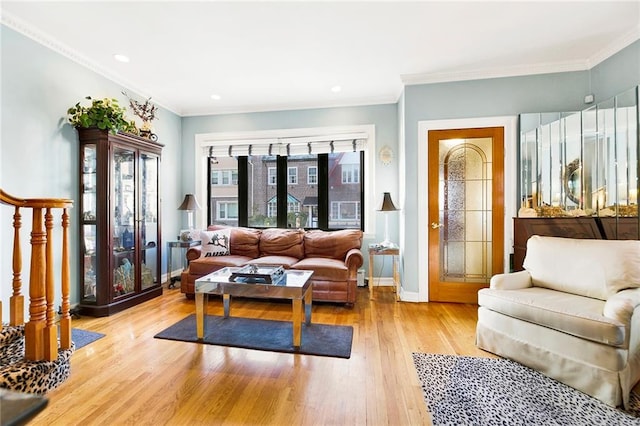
200 229 231 257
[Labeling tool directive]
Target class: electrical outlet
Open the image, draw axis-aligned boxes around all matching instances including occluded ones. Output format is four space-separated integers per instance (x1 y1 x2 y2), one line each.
584 94 595 104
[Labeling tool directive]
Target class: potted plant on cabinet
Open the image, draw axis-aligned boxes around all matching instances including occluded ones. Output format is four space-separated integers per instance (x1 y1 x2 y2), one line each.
67 96 138 135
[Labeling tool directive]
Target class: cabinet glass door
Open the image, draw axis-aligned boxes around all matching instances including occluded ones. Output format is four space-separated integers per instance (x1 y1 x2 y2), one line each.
81 144 97 302
140 152 159 290
112 145 136 298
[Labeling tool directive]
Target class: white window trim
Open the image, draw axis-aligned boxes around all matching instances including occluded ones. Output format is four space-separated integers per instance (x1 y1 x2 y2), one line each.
194 124 376 236
288 166 298 185
268 167 277 185
307 166 317 184
216 201 239 220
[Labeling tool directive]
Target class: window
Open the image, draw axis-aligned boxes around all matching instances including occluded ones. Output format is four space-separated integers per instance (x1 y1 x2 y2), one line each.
267 202 276 217
217 201 238 220
308 166 317 184
268 167 277 185
211 170 238 186
330 201 361 227
342 164 360 184
199 125 373 232
288 167 298 184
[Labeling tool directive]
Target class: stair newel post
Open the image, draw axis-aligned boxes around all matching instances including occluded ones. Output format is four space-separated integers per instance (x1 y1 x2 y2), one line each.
44 208 58 361
59 208 72 350
25 207 46 361
10 205 24 327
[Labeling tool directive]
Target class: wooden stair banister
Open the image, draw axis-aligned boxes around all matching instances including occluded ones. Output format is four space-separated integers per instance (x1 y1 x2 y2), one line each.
0 189 73 361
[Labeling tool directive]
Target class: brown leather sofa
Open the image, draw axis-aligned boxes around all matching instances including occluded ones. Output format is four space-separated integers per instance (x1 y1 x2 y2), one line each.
180 226 364 306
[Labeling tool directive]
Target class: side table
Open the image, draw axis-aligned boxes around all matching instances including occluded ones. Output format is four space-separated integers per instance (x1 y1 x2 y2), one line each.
167 240 201 288
368 244 400 301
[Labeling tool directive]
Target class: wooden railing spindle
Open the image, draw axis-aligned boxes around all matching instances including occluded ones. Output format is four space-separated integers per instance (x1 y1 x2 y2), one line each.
25 207 46 361
10 206 24 327
59 208 72 350
44 208 58 361
1 189 73 362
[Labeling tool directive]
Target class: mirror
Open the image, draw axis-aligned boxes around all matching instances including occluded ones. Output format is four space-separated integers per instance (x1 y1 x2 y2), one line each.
518 85 639 218
563 158 581 205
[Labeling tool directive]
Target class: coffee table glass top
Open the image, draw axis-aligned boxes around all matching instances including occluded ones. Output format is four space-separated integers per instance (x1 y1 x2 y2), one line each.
196 267 313 299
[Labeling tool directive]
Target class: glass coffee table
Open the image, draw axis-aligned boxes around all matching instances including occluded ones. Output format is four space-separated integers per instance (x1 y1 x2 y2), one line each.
195 266 314 348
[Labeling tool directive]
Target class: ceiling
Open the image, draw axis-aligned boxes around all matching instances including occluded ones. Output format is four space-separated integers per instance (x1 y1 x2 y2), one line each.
2 1 639 117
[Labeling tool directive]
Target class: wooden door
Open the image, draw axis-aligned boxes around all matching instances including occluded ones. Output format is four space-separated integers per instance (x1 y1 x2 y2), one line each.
428 127 504 303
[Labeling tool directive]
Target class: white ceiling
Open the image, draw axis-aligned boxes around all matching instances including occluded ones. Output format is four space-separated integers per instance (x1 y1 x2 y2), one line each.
2 1 639 117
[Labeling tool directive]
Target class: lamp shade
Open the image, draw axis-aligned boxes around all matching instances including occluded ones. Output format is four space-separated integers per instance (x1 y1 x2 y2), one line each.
177 194 201 211
378 192 398 212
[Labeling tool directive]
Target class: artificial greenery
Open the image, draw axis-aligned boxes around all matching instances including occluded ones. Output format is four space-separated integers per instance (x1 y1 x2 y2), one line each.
67 96 138 134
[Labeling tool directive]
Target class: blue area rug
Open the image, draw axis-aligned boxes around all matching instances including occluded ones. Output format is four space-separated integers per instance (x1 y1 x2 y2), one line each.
413 353 640 426
154 314 353 358
71 328 105 349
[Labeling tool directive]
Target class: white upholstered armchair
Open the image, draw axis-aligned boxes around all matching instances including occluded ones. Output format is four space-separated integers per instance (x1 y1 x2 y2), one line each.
476 235 640 408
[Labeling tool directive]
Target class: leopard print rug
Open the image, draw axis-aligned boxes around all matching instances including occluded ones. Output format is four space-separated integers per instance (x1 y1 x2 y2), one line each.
412 353 640 425
0 325 74 394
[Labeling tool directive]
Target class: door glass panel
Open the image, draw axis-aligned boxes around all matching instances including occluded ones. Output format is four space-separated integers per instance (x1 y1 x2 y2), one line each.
439 138 493 283
113 146 136 297
141 153 158 290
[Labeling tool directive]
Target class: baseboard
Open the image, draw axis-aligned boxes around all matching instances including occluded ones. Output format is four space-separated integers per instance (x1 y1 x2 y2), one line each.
367 277 395 287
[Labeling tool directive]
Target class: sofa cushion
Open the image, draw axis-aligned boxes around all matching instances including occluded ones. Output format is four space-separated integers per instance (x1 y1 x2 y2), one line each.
200 229 231 257
478 287 627 347
251 255 300 269
188 255 253 275
259 228 304 259
209 225 261 258
523 236 640 300
303 229 363 260
293 258 348 281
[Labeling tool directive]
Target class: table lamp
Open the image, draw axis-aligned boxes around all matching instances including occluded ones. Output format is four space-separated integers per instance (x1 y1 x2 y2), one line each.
177 194 201 230
378 192 398 247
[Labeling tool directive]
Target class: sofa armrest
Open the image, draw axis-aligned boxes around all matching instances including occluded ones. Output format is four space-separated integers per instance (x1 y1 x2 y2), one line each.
604 288 640 325
186 247 202 262
490 270 532 290
345 248 364 270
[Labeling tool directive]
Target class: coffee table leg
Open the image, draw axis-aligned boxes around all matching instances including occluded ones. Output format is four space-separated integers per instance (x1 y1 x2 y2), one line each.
223 294 231 318
292 298 302 348
195 292 207 340
304 288 312 325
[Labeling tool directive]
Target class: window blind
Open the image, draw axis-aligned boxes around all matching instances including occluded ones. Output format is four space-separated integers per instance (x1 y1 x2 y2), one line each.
203 132 368 158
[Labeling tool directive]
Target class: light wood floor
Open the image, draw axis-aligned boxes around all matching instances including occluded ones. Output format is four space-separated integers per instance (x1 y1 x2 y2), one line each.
31 285 491 425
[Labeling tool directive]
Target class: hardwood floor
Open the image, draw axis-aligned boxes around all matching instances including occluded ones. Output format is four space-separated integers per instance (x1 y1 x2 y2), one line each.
31 285 491 425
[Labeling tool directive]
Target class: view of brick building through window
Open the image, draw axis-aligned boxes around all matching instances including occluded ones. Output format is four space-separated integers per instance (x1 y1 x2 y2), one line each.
208 153 361 229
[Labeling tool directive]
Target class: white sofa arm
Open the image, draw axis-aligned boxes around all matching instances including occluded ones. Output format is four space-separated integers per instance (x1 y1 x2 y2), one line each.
604 288 640 325
490 270 532 290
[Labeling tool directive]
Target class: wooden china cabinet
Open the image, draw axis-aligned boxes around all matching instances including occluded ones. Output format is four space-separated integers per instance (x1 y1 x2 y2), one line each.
77 128 163 316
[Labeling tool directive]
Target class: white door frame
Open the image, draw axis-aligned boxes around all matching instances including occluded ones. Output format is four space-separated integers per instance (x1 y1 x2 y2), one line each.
417 116 518 302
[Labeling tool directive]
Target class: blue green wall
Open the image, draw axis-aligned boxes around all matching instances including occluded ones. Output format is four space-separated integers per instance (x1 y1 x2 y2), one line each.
1 20 638 312
0 25 183 314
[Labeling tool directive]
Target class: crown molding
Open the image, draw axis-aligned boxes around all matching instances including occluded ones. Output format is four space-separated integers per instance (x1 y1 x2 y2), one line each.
402 26 640 87
586 25 640 69
400 59 589 86
1 11 182 116
181 94 400 117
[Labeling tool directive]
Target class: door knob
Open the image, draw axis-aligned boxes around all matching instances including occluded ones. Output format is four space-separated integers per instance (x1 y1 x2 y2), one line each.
431 222 444 229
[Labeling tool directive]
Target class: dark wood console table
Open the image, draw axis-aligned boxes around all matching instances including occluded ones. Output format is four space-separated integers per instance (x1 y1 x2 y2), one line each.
513 217 639 271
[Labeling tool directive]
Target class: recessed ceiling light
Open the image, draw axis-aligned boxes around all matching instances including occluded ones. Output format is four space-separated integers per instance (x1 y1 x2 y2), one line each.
210 94 221 100
113 54 130 63
331 85 342 93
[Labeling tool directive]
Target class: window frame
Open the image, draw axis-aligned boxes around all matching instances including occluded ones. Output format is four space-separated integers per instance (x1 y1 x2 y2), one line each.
307 166 318 185
195 124 376 236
